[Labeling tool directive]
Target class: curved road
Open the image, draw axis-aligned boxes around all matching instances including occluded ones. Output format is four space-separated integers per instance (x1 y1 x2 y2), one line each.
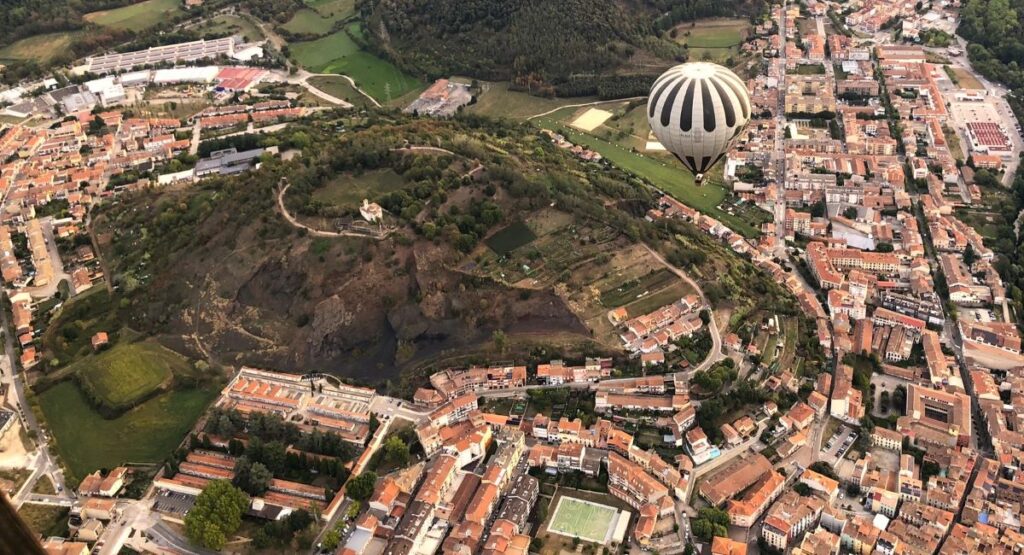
526 96 647 121
276 181 391 239
641 244 724 373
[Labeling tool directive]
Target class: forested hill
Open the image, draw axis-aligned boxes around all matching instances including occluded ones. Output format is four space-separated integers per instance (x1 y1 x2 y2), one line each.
0 0 135 47
359 0 764 97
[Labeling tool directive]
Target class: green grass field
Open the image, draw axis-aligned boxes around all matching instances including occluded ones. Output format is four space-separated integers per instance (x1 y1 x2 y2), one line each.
547 496 617 543
0 32 79 63
283 9 339 35
292 26 424 102
200 14 264 42
283 0 355 35
307 75 376 108
313 168 408 206
84 0 183 30
39 381 217 480
671 19 749 63
678 20 748 48
75 342 187 409
534 117 760 237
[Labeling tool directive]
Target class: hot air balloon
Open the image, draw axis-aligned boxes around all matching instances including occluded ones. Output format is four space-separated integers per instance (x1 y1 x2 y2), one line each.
647 62 752 184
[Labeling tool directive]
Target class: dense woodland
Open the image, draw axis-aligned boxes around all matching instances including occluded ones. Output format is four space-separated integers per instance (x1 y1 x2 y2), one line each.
358 0 763 96
959 0 1024 114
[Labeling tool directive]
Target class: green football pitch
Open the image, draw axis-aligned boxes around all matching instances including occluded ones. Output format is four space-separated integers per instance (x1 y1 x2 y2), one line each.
547 496 619 543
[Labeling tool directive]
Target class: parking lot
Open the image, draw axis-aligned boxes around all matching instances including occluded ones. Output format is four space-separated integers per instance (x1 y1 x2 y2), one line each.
820 425 858 464
152 490 196 516
963 306 998 324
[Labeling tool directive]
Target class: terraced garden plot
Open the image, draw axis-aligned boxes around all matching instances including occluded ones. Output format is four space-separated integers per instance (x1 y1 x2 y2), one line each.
484 221 537 255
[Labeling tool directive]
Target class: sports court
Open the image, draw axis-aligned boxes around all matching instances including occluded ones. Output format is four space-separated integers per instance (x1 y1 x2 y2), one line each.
546 495 624 543
570 108 613 132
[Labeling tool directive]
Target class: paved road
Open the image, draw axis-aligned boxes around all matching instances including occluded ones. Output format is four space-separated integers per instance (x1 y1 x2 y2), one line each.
188 118 201 156
0 277 70 508
641 244 724 374
23 493 74 506
146 520 217 555
23 217 73 299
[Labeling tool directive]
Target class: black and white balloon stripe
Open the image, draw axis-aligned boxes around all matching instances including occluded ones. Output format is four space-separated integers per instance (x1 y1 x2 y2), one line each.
647 63 752 180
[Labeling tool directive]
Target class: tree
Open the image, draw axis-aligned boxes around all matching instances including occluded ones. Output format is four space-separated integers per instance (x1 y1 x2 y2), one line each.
246 462 273 496
794 482 812 496
492 329 508 353
964 244 977 266
842 206 858 219
893 385 907 415
699 309 711 325
383 436 410 467
322 529 341 551
184 480 249 550
809 461 839 480
346 472 378 501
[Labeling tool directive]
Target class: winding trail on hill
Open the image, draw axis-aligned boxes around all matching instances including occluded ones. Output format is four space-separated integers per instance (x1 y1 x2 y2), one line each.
276 145 482 238
276 181 392 239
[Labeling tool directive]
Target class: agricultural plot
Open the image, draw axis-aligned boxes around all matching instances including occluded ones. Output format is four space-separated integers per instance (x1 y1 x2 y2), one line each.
467 216 692 348
570 108 614 132
291 27 424 102
484 221 538 255
547 496 621 543
474 218 619 288
38 381 216 480
313 168 409 206
599 269 679 307
84 0 183 30
621 281 695 318
74 342 187 410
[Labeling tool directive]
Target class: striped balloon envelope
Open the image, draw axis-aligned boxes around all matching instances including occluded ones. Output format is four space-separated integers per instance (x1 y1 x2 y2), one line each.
647 62 752 183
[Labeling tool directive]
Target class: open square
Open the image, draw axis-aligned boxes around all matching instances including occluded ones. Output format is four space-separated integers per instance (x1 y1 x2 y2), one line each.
546 495 623 544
